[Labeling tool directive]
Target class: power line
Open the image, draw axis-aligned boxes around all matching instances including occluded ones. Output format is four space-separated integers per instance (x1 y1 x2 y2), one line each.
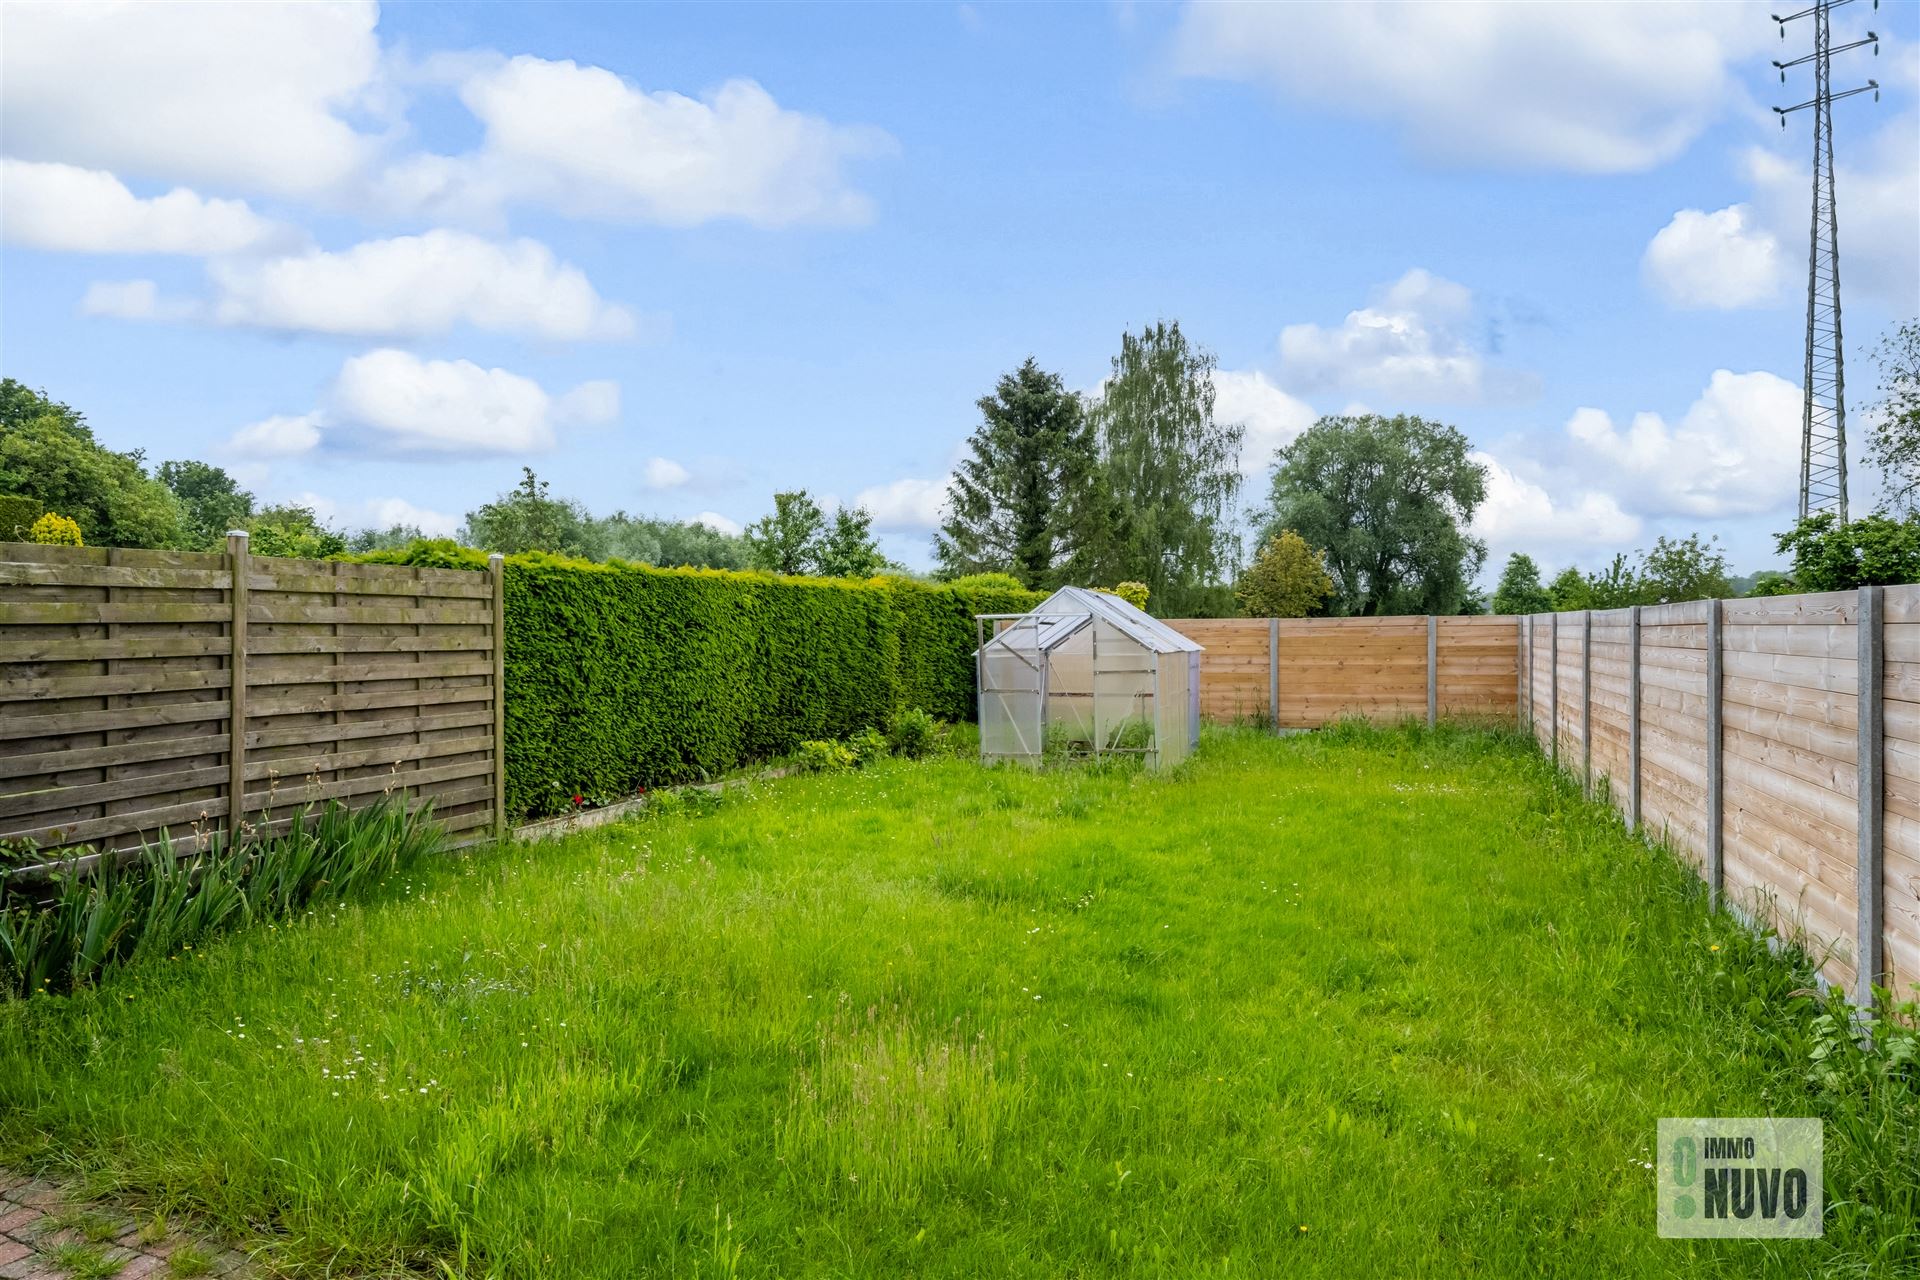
1772 0 1880 524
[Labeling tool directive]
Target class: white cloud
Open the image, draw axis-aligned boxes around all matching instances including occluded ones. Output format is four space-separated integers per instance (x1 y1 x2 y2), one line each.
693 511 744 536
293 492 460 537
0 0 384 199
1211 368 1316 477
377 57 894 226
198 231 635 340
228 349 619 458
1738 111 1920 309
853 477 950 532
1563 369 1801 518
229 413 325 459
642 457 691 490
1173 1 1769 173
0 159 293 255
1642 204 1785 309
1469 450 1640 554
78 279 195 322
1277 269 1531 404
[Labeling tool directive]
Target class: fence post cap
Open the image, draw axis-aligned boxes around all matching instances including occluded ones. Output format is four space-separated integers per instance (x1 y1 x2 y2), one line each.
225 529 249 540
487 552 504 564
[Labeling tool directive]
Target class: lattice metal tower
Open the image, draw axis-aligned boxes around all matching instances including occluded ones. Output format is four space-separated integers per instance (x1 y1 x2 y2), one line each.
1773 0 1880 522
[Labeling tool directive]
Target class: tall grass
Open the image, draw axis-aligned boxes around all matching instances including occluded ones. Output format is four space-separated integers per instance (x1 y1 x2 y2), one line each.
0 797 442 997
0 724 1912 1277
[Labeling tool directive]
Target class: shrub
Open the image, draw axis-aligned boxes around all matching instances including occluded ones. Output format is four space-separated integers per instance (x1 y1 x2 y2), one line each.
796 739 858 773
888 707 940 759
848 726 890 767
1104 581 1150 611
943 572 1028 593
28 512 83 546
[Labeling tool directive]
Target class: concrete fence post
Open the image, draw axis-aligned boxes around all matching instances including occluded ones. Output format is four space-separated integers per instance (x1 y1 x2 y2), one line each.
1517 616 1527 733
1268 616 1279 732
489 553 507 841
1628 605 1642 834
1427 615 1438 728
1856 584 1885 1007
1549 612 1560 767
1582 610 1593 797
1707 598 1724 908
225 530 249 845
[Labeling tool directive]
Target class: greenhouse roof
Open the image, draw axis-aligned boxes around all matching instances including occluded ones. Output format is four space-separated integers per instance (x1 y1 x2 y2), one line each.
983 586 1203 655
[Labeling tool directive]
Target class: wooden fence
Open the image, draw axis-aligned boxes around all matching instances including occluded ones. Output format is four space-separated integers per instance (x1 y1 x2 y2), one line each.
1165 615 1521 728
1523 588 1920 1003
0 537 505 861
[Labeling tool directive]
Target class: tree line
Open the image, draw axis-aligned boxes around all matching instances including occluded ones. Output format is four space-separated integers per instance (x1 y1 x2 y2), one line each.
3 315 1915 608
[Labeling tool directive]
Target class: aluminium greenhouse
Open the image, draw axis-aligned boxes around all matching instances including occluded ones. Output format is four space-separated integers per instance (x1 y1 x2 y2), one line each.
974 586 1202 768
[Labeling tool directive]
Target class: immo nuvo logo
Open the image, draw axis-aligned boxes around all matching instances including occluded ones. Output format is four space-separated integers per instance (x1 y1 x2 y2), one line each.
1658 1118 1822 1239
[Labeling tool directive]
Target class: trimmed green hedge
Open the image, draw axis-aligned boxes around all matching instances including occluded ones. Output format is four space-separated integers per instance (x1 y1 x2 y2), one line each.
344 545 1041 818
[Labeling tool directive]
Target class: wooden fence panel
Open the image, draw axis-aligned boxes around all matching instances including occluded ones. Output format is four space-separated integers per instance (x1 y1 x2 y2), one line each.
0 541 502 858
1435 616 1520 718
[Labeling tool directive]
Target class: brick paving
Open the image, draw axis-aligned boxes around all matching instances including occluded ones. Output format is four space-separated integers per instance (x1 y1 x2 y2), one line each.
0 1174 254 1279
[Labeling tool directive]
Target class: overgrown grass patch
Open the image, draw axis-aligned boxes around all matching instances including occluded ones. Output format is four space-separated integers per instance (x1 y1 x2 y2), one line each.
0 725 1912 1277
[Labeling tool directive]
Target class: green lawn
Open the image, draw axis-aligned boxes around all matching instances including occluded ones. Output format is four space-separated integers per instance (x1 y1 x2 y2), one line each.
1 724 1913 1278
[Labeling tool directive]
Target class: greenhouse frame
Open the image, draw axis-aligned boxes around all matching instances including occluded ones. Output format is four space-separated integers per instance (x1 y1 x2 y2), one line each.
974 586 1203 768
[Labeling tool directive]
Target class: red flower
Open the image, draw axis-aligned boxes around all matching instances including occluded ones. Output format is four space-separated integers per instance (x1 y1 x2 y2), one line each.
571 793 584 806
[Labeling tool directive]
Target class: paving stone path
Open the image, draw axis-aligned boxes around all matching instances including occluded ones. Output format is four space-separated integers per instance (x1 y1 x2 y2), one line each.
0 1174 254 1280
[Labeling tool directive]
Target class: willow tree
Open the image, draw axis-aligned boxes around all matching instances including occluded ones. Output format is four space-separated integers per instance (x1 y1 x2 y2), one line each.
1086 321 1243 614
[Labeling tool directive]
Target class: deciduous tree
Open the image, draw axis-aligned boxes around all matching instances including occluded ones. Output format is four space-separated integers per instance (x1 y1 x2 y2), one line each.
817 506 888 578
744 490 826 575
1088 322 1243 614
1865 320 1920 517
0 379 185 548
1262 414 1486 616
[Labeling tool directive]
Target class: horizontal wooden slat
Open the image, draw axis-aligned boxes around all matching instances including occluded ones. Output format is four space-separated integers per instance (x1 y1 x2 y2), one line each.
0 733 231 782
247 601 488 627
244 734 492 781
0 635 232 662
0 764 229 821
246 655 493 688
0 602 231 625
0 699 230 740
0 562 230 590
0 666 231 702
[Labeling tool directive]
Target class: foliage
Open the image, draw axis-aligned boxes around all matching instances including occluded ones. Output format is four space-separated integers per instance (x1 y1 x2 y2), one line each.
347 524 429 554
936 358 1098 588
1234 531 1333 618
158 459 254 552
6 726 1912 1277
1102 581 1150 611
340 538 491 571
942 572 1027 594
461 468 597 557
28 512 83 546
847 726 892 767
744 490 827 575
0 797 440 998
1263 414 1487 616
881 575 1044 725
1637 533 1731 605
1774 511 1920 590
1743 570 1799 597
886 707 940 759
0 379 186 548
1087 321 1244 614
246 503 347 559
1864 320 1920 518
0 494 42 541
1490 553 1552 615
818 506 888 578
589 511 750 569
796 739 860 773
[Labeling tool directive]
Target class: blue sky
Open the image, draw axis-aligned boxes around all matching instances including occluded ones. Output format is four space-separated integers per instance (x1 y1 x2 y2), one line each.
3 1 1916 579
